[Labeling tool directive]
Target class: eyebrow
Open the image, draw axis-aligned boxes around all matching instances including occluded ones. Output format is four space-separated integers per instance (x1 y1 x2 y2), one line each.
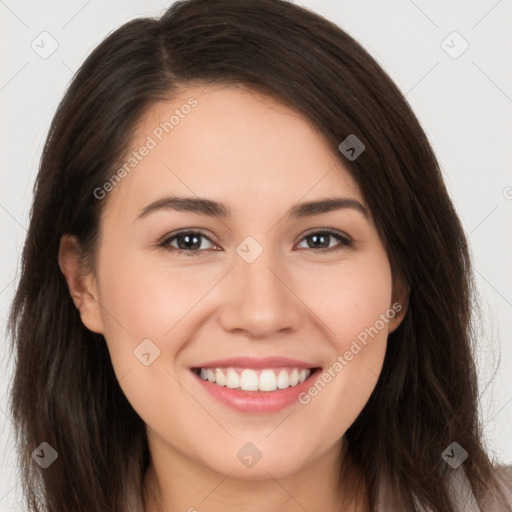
136 196 369 221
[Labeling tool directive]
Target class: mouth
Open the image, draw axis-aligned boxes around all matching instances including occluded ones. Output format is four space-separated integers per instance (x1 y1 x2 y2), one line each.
191 366 320 392
189 357 322 414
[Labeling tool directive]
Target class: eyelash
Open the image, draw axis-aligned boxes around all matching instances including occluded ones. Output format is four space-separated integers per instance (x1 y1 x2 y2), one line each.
158 228 353 257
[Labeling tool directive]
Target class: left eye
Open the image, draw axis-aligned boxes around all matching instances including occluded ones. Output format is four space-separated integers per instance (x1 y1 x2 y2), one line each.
295 230 353 252
159 229 352 256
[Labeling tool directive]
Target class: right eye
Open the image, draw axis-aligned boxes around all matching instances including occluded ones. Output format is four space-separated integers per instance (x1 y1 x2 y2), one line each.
159 230 220 256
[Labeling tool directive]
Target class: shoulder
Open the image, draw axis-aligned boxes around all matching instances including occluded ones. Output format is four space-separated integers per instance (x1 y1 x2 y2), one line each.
494 465 512 499
436 465 512 512
497 464 512 481
479 465 512 512
375 466 512 512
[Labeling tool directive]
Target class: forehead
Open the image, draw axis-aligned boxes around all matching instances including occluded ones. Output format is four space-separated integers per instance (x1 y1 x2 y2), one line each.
103 84 364 222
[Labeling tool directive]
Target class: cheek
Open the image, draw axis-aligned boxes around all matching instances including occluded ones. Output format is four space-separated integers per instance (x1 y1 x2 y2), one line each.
93 247 229 416
297 253 394 350
93 252 202 430
291 253 393 437
96 249 208 345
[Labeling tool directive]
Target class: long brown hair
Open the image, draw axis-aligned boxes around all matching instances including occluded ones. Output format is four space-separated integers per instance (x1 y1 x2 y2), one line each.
7 0 508 510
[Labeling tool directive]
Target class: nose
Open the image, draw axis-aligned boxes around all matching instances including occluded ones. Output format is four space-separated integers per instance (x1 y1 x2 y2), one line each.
217 243 304 339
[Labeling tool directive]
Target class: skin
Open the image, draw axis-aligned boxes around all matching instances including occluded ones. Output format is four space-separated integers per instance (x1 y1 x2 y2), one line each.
59 84 408 512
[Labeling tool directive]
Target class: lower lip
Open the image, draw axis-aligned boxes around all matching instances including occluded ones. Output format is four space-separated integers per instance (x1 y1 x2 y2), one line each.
191 368 321 414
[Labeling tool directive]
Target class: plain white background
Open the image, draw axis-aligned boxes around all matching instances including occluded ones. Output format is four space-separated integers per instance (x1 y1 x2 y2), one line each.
1 0 511 509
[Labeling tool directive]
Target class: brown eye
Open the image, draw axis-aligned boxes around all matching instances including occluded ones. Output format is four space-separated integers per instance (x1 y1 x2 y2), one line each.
160 230 217 256
296 229 353 253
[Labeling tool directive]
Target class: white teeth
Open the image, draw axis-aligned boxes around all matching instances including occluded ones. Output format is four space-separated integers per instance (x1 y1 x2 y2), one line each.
240 369 259 391
197 367 312 392
290 368 300 386
215 368 226 386
226 369 240 389
259 370 277 391
277 369 289 389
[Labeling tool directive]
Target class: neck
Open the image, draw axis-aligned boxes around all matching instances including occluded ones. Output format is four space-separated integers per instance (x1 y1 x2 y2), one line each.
142 435 369 512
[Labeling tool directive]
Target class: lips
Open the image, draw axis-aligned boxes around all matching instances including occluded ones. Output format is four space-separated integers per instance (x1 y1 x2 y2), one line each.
192 356 316 370
190 356 321 414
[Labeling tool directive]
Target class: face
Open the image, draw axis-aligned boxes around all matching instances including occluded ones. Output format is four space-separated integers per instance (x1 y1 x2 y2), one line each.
61 84 405 481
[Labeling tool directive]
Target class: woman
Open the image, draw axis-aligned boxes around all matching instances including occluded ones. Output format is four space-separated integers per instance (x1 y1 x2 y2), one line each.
7 0 512 510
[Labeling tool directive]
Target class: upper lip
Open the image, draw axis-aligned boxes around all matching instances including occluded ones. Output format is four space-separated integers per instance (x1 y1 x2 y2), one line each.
192 356 319 370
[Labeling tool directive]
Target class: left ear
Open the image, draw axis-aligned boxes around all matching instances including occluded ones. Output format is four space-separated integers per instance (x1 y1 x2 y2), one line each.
388 277 410 334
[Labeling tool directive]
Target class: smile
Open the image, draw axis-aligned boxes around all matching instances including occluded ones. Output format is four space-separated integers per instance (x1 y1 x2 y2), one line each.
195 367 312 392
190 356 322 414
